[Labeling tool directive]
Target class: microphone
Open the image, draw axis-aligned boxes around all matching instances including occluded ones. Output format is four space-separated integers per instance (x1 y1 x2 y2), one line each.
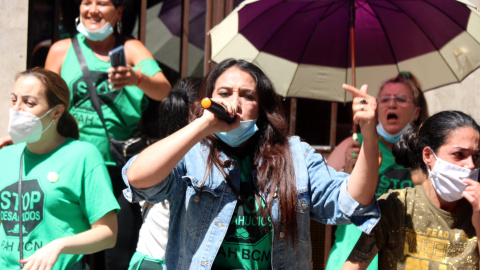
201 98 236 123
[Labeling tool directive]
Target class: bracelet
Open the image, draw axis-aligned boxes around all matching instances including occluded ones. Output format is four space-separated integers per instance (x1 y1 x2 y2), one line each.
136 70 142 86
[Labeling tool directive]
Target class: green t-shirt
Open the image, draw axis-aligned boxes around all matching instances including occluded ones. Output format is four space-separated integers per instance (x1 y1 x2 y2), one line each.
0 138 120 269
212 155 272 269
128 251 164 270
61 34 162 166
326 134 413 270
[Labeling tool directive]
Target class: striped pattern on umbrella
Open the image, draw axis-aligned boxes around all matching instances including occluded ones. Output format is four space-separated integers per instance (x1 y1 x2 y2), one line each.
211 0 480 102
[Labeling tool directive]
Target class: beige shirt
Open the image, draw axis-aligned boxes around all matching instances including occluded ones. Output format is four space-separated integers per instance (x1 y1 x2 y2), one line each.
373 185 479 269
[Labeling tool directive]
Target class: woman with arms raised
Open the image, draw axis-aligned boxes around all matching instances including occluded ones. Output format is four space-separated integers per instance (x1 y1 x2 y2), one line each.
326 72 429 270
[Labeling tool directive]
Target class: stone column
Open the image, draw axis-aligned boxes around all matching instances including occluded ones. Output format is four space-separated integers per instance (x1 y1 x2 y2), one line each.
0 0 28 136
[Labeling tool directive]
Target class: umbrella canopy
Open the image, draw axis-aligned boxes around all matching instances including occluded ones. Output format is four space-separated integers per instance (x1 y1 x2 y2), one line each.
150 0 245 77
211 0 480 102
158 0 207 51
144 0 205 77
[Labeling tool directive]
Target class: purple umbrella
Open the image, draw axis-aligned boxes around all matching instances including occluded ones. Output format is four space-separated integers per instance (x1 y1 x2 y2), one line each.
158 0 208 50
155 0 244 76
211 0 480 102
158 0 245 50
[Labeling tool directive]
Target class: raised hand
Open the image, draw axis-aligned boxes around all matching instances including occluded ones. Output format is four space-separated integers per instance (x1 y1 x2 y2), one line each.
343 84 377 140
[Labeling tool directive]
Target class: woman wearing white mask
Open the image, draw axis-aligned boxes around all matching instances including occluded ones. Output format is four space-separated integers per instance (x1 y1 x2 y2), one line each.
342 110 480 269
326 72 429 270
41 1 171 268
122 59 382 269
0 68 119 270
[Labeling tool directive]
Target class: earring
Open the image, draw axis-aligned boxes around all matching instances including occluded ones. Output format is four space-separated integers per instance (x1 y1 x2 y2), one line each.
116 21 122 34
75 17 80 27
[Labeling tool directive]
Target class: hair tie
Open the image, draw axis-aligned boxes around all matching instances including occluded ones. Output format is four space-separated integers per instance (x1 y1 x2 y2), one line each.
398 71 412 80
398 71 419 89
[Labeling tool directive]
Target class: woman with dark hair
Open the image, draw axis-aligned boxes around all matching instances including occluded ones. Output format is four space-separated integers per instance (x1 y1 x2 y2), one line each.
129 77 201 270
158 77 201 139
392 127 428 186
327 71 429 270
122 58 381 269
343 110 480 269
0 68 119 269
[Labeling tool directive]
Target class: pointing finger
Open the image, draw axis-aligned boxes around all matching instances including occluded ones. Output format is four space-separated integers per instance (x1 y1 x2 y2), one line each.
343 84 369 98
359 84 368 95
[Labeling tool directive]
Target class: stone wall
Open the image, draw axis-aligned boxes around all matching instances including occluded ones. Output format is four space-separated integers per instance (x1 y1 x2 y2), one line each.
0 0 28 136
424 68 480 124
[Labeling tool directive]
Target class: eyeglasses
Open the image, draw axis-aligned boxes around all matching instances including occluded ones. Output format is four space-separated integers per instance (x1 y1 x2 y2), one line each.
377 94 413 106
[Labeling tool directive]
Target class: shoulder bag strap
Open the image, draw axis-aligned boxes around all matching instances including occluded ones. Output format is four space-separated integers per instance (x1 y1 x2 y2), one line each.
71 36 113 141
18 149 25 268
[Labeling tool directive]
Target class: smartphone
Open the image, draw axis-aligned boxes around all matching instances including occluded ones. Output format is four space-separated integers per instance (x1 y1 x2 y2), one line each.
109 45 126 67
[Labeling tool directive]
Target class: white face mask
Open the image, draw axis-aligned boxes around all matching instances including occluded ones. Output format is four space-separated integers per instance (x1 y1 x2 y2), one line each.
8 108 55 144
428 150 479 202
76 18 114 41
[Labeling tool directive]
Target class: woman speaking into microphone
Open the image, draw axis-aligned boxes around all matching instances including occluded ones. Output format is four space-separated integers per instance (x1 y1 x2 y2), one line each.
201 98 236 123
121 58 381 269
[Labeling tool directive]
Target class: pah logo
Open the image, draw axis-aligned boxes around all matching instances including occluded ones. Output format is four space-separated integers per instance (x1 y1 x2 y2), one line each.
71 70 120 109
0 180 44 236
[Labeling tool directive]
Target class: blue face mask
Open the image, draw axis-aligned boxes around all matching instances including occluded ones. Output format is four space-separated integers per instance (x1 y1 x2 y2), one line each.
76 18 114 41
376 122 411 143
216 120 259 147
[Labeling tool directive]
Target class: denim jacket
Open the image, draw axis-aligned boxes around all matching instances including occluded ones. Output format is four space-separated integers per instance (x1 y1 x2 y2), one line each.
122 136 380 270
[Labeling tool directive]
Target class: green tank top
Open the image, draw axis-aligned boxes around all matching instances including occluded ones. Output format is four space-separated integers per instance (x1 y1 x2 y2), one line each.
61 34 162 166
358 134 412 198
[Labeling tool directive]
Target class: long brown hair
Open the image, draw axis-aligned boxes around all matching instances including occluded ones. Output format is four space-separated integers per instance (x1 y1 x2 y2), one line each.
191 59 298 242
18 67 79 139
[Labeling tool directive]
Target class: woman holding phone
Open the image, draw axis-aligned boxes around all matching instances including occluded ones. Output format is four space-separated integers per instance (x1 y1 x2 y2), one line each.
42 0 171 269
